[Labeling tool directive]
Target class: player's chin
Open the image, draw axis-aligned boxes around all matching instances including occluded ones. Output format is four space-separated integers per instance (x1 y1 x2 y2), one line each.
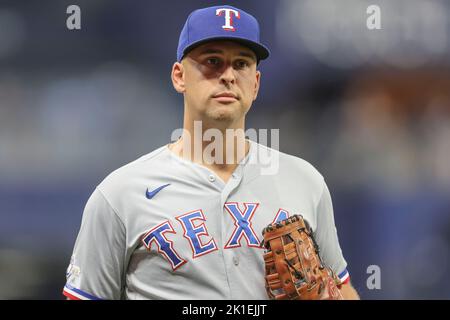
207 99 247 120
207 107 241 122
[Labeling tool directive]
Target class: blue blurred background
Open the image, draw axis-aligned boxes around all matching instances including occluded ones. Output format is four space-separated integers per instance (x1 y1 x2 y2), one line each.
1 0 450 299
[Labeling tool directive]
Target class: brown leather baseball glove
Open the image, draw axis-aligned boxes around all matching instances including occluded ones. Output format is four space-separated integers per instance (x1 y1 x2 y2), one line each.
262 214 343 300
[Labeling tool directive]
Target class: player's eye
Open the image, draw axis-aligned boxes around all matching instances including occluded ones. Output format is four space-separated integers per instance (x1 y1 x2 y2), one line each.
206 57 221 66
235 60 250 69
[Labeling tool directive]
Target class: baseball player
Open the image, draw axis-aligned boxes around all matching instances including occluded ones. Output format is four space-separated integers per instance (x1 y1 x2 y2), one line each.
63 5 359 300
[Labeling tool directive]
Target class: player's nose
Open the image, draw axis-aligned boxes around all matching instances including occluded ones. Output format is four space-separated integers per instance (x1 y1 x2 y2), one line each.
219 64 236 85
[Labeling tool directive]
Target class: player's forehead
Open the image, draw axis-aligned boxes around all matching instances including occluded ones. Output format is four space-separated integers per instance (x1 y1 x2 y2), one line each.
187 40 257 61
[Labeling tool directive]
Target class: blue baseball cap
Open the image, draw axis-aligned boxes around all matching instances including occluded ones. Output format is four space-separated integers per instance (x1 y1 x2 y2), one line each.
177 5 270 63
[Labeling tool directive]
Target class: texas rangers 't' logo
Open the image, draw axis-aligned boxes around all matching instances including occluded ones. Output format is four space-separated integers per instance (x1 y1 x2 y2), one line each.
216 8 240 31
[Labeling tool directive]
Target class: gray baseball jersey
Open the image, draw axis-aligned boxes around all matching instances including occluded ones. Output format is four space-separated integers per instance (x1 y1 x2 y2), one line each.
63 141 349 300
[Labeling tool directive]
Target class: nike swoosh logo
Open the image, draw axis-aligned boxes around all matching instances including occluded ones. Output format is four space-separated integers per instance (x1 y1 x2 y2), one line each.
146 183 171 200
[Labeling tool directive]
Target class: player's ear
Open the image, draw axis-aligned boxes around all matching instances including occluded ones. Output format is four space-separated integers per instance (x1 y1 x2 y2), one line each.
252 70 261 101
171 61 186 93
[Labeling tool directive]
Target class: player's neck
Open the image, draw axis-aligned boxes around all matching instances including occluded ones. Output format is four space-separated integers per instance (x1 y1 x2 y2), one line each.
168 121 249 182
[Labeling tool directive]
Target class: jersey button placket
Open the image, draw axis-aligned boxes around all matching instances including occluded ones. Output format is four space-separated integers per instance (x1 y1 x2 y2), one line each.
208 174 216 182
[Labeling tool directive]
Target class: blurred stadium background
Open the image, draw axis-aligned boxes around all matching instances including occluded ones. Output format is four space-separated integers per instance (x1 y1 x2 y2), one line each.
1 0 450 299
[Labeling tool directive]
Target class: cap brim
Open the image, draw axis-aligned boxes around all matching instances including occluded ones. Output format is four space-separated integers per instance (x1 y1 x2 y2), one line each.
180 36 270 63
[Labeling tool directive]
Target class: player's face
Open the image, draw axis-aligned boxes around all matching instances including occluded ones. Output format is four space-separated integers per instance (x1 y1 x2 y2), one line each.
172 41 261 125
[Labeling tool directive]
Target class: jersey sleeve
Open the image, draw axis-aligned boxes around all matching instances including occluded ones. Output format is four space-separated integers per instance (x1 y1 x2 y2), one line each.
63 188 126 300
313 180 350 285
